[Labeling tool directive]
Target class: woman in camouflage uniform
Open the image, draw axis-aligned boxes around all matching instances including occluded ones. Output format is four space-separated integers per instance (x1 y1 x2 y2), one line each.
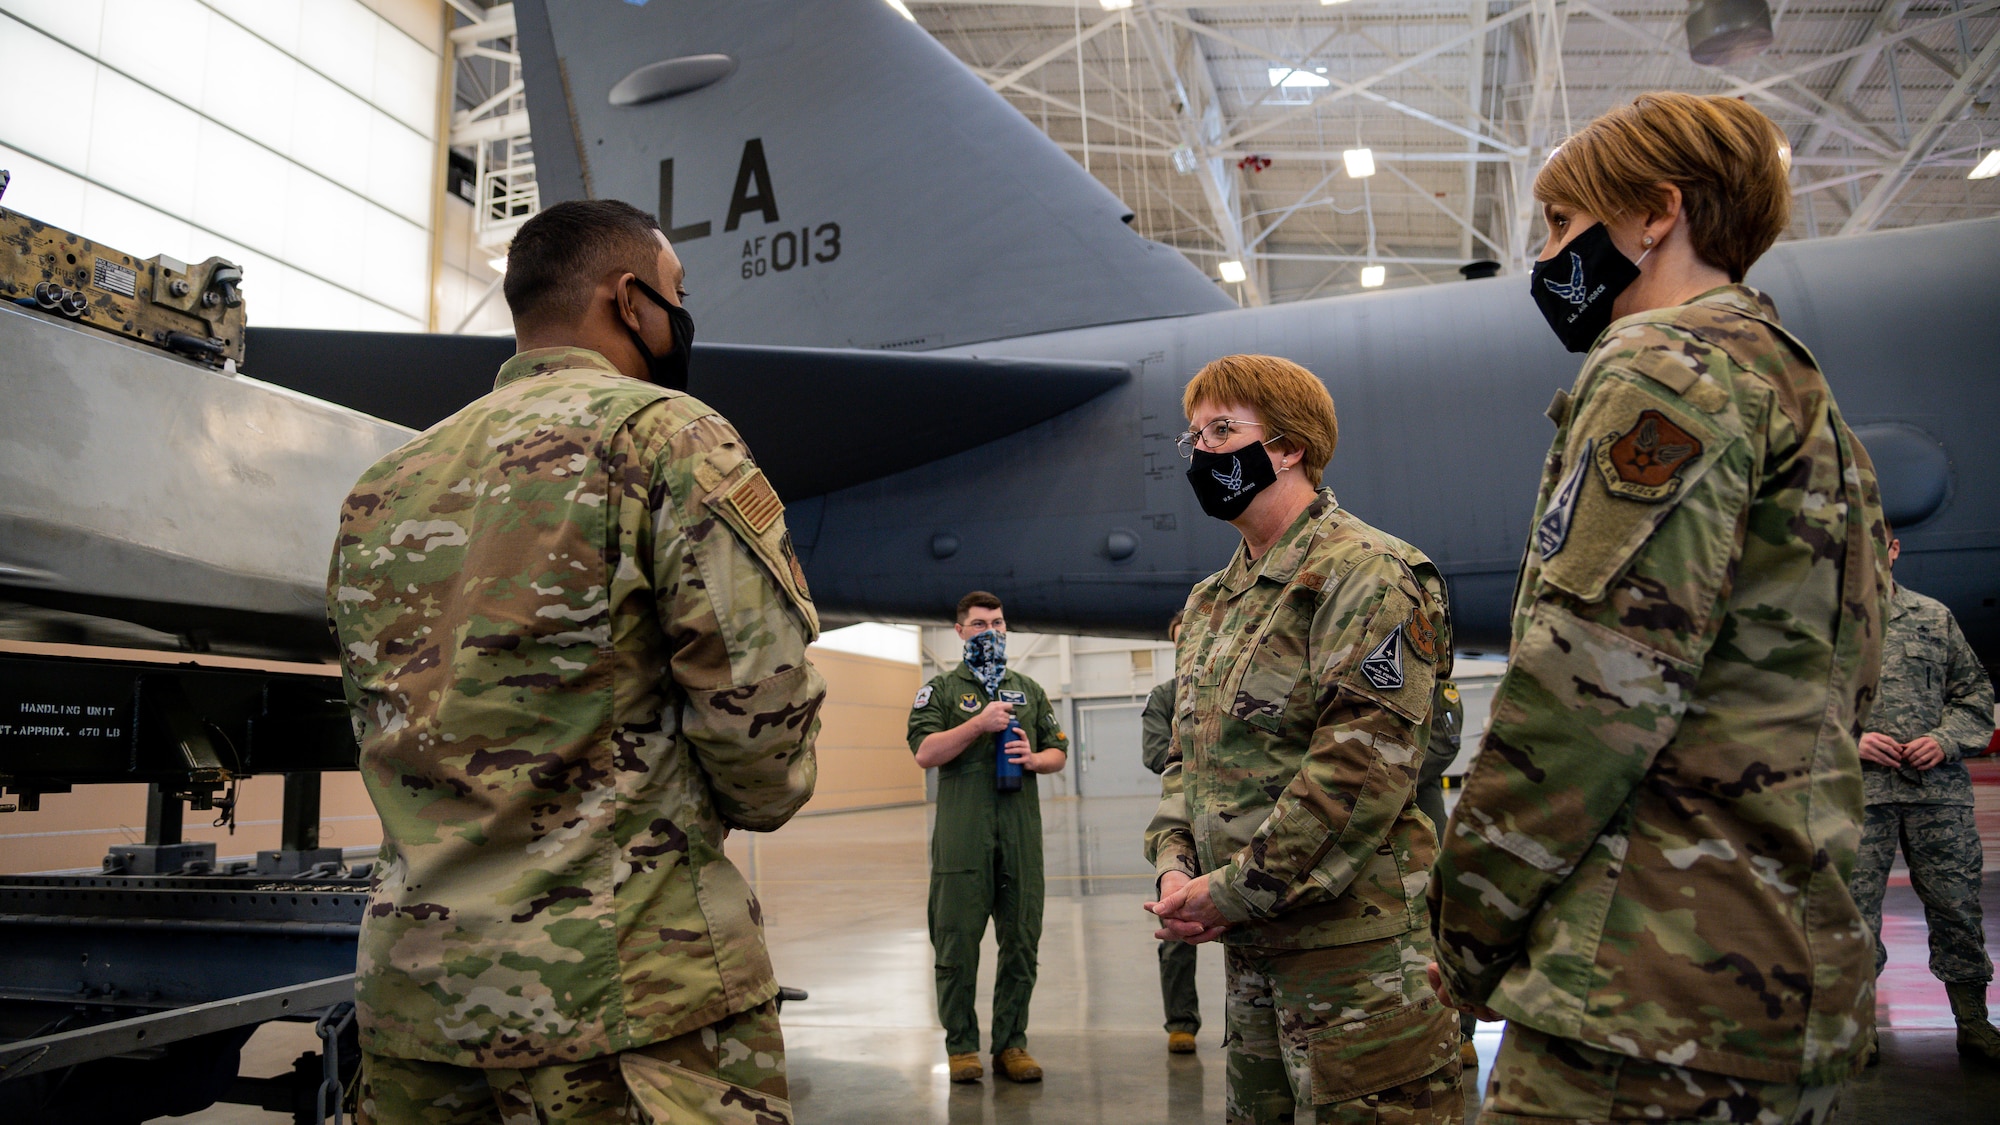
1428 93 1890 1124
1145 355 1464 1124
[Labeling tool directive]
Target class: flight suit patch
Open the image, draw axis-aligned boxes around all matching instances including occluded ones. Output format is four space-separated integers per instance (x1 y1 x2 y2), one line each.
997 690 1027 705
913 685 932 708
722 468 784 534
959 693 981 712
1595 410 1703 502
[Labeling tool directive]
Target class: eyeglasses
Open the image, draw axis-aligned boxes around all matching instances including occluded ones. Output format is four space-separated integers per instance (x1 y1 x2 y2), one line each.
1174 418 1273 459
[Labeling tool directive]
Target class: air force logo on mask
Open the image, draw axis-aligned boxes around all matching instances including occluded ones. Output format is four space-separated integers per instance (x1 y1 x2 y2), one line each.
1543 251 1590 308
1212 456 1245 496
1360 629 1404 692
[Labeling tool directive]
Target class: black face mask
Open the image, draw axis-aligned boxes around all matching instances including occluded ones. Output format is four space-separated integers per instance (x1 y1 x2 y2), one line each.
1186 439 1281 521
1529 222 1646 353
625 277 695 390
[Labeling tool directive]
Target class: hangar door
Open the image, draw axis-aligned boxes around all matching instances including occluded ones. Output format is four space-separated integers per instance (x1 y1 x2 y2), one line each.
1075 700 1162 798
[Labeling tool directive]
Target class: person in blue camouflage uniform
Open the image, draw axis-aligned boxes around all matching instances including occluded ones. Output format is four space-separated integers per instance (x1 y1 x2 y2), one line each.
1428 93 1892 1124
330 200 823 1125
1141 610 1200 1054
1848 534 1999 1065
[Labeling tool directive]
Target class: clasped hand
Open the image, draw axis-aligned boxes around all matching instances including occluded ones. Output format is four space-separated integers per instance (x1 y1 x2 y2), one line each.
1144 870 1230 944
1858 731 1945 771
970 702 1040 771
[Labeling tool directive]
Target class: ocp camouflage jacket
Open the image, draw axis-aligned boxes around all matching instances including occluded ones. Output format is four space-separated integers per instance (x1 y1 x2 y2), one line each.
329 347 824 1068
1863 583 1994 806
1146 490 1451 951
1430 285 1891 1086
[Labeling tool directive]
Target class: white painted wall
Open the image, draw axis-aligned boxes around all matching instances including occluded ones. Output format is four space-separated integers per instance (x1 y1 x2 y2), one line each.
0 0 444 332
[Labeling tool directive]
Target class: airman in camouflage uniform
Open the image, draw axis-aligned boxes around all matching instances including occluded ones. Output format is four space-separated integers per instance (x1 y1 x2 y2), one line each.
1430 283 1891 1121
1142 613 1200 1053
1147 490 1466 1123
330 200 822 1124
1847 542 1999 1064
1413 678 1477 1062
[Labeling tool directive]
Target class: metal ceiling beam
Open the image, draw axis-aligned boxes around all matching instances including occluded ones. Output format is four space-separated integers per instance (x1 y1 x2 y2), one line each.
1049 143 1513 162
1568 1 1904 160
1841 24 2000 233
1214 4 1534 151
1507 0 1568 273
1382 161 1507 259
1159 9 1523 157
991 80 1179 149
1131 0 1264 305
985 11 1123 93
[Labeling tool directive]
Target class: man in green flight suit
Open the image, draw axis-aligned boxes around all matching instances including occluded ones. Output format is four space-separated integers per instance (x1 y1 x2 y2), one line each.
908 591 1069 1084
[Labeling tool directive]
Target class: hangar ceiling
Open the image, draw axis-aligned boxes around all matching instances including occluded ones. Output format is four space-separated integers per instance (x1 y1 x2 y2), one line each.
449 1 2000 306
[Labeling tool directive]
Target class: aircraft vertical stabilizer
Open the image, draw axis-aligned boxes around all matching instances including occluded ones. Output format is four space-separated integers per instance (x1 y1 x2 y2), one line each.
516 0 1233 350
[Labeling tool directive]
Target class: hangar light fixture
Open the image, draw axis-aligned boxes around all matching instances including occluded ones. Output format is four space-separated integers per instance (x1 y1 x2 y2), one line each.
1099 0 1133 9
1343 148 1376 179
1218 260 1248 284
1972 151 2000 180
1268 68 1331 90
886 0 915 20
1360 265 1386 288
1321 0 1353 5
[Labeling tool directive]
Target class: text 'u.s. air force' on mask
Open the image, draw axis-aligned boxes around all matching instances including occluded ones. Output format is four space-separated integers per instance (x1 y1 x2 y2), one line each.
654 138 843 280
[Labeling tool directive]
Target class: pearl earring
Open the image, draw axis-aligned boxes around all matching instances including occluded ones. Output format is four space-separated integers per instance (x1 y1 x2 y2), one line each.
1643 236 1654 247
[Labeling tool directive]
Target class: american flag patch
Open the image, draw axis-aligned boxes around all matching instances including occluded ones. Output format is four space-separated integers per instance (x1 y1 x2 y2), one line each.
723 469 783 535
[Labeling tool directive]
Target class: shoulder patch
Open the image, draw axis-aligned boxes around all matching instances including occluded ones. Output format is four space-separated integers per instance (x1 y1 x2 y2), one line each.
722 468 784 535
1405 610 1440 664
913 685 932 708
997 689 1027 705
1595 410 1703 502
1360 629 1404 691
1442 684 1460 704
1537 439 1592 560
959 692 981 713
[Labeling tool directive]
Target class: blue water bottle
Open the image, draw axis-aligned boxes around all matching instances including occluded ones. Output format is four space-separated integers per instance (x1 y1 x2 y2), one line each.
995 716 1024 793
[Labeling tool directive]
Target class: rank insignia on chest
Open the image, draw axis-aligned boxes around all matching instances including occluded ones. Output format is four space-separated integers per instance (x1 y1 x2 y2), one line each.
1595 409 1703 502
1537 439 1591 560
913 685 933 708
1360 629 1404 691
959 693 981 712
998 689 1027 705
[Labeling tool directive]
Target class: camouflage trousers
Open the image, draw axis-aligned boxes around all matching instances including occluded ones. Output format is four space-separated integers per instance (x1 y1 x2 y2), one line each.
1849 801 1994 983
1161 938 1201 1034
1479 1023 1839 1125
1222 931 1465 1124
357 1001 789 1125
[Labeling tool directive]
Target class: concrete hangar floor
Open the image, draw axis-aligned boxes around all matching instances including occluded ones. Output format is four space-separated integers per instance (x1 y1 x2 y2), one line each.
172 776 2000 1125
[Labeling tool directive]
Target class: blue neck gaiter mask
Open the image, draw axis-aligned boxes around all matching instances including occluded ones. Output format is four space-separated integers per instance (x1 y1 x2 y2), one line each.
963 630 1007 698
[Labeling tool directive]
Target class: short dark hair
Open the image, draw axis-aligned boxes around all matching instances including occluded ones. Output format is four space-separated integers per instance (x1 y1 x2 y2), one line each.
1167 610 1184 638
956 591 1003 623
503 200 663 330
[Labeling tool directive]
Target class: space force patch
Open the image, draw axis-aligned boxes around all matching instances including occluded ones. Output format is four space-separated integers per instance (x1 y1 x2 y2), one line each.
1360 629 1404 691
913 685 932 708
1596 410 1702 502
997 689 1027 706
1537 439 1592 560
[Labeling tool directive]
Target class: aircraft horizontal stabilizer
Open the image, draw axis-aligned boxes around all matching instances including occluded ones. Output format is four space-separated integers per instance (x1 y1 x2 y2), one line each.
243 328 1129 499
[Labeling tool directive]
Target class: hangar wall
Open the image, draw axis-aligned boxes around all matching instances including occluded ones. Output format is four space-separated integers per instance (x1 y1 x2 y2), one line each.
0 0 447 332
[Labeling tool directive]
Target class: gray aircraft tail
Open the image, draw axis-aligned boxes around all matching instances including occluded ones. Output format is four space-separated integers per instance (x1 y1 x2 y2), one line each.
515 0 1231 350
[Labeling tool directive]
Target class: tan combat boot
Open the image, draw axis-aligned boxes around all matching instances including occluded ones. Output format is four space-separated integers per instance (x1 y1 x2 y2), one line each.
1946 982 2000 1066
947 1052 983 1083
995 1047 1043 1082
1167 1031 1197 1054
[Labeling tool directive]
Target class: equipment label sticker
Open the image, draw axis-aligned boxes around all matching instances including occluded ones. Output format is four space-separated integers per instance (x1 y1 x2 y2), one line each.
91 257 138 298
